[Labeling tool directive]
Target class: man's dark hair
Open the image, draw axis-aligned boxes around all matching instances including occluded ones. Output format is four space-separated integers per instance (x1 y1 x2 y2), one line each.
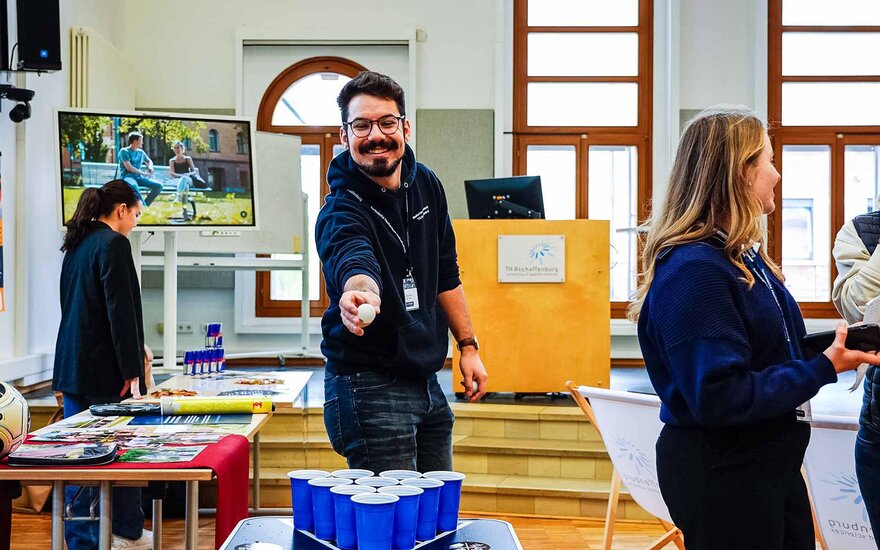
128 131 143 145
337 71 406 126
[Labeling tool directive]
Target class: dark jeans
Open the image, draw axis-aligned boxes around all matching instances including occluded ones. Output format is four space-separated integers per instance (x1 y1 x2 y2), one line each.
63 393 144 549
855 427 880 540
656 418 813 550
324 371 454 473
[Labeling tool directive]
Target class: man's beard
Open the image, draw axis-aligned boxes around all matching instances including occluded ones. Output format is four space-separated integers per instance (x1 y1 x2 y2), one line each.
355 138 403 178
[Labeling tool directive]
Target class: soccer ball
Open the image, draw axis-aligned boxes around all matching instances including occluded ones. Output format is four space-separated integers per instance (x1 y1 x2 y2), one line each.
0 381 29 458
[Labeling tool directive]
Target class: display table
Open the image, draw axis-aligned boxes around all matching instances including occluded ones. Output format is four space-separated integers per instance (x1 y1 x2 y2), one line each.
0 411 268 550
219 516 524 549
143 369 312 509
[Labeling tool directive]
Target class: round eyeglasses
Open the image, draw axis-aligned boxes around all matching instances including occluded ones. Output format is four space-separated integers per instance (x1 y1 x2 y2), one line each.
346 115 405 138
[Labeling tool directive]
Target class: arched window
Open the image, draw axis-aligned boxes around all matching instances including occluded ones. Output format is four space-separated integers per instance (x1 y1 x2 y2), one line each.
256 56 368 319
208 129 220 152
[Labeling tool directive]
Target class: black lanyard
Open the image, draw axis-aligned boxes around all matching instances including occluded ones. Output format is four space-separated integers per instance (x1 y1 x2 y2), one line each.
744 249 798 361
346 186 412 272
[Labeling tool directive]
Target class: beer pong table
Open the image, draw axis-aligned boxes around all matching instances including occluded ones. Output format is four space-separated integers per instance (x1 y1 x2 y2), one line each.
219 516 524 549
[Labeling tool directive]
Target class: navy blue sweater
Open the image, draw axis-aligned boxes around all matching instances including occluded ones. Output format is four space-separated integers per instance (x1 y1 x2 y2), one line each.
316 144 461 378
638 239 837 427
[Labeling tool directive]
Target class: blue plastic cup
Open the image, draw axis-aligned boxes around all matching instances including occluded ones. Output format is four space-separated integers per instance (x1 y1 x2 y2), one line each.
355 476 400 488
379 485 424 550
353 492 399 550
331 485 376 549
332 468 375 481
423 471 465 532
288 469 330 531
379 470 423 481
308 477 352 540
401 478 443 540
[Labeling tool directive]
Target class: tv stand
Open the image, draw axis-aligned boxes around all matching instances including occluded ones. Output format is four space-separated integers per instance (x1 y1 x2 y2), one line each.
133 194 314 369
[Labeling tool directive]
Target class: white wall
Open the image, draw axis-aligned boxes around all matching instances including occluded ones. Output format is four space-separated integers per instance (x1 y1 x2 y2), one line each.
123 0 497 112
0 0 124 378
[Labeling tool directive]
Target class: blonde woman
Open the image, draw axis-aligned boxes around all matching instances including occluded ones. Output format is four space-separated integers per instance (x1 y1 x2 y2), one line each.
629 107 879 549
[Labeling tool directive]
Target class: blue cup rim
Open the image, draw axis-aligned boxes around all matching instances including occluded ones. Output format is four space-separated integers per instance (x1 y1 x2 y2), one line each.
378 485 424 496
287 469 330 480
423 471 466 482
401 478 444 488
308 477 353 487
354 477 400 487
351 493 399 504
331 485 377 495
331 468 375 479
379 469 423 478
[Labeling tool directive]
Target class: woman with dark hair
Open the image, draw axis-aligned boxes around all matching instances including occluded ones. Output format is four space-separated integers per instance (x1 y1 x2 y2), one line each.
53 179 152 549
630 107 880 549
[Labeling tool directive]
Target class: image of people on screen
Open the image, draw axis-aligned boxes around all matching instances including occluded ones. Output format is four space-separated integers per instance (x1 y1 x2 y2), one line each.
118 132 164 207
59 111 256 227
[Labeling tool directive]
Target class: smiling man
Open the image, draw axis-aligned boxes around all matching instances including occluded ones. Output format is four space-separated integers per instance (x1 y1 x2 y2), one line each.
316 71 487 472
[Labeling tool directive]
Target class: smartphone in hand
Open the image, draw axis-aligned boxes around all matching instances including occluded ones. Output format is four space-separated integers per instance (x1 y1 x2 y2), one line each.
802 323 880 357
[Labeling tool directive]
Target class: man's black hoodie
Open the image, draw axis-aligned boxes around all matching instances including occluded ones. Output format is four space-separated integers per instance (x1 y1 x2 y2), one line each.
316 144 461 378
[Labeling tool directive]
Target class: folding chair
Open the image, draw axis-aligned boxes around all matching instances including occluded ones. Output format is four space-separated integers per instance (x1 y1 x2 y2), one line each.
803 414 875 550
566 381 684 550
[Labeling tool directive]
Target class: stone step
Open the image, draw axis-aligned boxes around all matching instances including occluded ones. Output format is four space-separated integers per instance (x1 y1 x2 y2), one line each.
254 434 612 480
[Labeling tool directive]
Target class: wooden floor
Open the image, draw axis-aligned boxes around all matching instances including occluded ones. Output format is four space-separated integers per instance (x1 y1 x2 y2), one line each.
10 511 681 549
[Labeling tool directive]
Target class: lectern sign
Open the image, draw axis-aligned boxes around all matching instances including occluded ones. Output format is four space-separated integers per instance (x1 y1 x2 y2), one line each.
497 235 565 283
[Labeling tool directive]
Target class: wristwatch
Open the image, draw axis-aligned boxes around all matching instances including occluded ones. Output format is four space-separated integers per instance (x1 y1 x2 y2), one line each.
457 336 479 351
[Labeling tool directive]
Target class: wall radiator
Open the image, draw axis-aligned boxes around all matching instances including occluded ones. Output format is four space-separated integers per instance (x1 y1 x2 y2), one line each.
68 27 135 109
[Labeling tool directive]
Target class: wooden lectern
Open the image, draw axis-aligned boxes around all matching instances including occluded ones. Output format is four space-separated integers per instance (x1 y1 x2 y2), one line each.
451 219 610 394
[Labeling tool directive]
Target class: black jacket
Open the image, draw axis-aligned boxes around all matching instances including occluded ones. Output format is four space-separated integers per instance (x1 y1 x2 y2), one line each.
53 222 146 397
316 145 461 378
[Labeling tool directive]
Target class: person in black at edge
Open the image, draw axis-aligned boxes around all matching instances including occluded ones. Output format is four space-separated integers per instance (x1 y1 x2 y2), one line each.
316 71 488 473
53 179 152 549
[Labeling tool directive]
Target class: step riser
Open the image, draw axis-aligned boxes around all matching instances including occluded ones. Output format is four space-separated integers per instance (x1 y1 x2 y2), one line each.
256 446 613 481
453 452 613 480
453 417 599 442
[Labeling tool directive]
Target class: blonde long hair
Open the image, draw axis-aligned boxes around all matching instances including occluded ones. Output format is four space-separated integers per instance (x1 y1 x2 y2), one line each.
627 106 783 321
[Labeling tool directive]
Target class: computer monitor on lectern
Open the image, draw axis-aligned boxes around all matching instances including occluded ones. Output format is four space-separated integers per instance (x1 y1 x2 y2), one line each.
465 176 545 219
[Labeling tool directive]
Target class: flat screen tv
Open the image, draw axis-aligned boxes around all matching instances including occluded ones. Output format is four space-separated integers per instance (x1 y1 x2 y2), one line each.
56 108 259 230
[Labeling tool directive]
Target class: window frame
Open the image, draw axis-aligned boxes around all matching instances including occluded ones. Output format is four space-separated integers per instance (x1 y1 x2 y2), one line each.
512 0 653 318
768 0 880 317
255 56 368 319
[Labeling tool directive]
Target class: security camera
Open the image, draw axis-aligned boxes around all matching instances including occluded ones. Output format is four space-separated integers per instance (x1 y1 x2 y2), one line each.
0 85 35 102
0 85 36 124
9 103 30 123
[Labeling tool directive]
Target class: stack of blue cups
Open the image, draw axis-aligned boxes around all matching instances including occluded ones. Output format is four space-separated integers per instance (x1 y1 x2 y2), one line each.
289 468 466 548
423 471 466 532
401 477 444 540
352 492 400 549
308 477 353 540
287 470 329 531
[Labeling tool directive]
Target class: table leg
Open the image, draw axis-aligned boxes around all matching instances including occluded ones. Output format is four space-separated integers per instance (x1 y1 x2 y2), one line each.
152 498 162 550
185 480 199 549
253 431 261 511
52 481 64 550
99 481 112 550
0 481 20 550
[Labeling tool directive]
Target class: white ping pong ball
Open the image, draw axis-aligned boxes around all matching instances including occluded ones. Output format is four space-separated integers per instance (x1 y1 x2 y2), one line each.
357 303 376 326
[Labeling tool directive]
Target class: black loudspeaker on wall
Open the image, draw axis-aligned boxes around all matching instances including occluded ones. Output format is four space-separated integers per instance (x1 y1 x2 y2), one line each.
15 0 61 72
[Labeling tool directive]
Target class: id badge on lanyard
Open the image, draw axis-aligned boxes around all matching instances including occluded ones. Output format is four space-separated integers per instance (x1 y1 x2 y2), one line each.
403 270 419 311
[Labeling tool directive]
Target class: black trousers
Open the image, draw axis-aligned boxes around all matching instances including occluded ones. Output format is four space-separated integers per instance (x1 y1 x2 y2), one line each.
656 417 814 550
